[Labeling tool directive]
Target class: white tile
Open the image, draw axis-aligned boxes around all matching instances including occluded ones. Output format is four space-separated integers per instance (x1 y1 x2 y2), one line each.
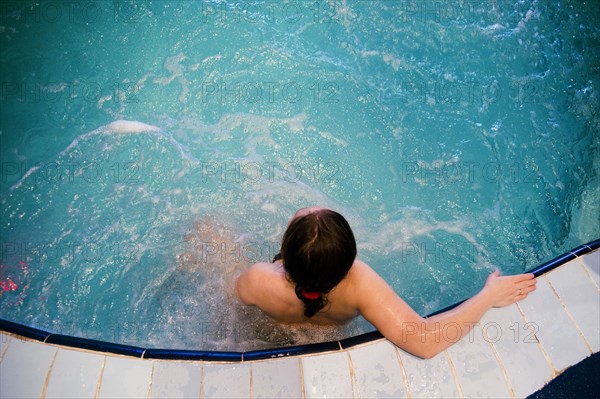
480 305 553 398
348 340 407 398
98 355 153 398
580 250 599 287
45 348 105 399
398 349 460 399
301 352 354 399
0 339 57 399
202 363 251 399
518 276 591 371
252 357 302 399
547 261 600 352
446 324 512 398
150 361 202 399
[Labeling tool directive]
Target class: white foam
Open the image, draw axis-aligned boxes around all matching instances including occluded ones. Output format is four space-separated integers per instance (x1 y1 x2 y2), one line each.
59 120 160 156
8 120 163 192
154 53 189 103
9 165 40 190
104 120 160 134
358 208 493 270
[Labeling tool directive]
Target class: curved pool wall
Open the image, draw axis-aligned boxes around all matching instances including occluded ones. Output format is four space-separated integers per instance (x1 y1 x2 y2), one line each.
1 0 599 351
1 239 598 397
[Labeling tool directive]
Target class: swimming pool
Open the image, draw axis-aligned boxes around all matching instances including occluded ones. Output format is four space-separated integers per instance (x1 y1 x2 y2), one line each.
1 0 598 351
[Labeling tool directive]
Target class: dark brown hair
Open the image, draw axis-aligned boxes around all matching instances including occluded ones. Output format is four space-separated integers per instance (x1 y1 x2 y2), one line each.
281 209 356 317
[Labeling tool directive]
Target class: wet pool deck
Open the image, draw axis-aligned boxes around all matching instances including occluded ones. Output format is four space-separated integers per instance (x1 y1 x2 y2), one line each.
1 247 598 398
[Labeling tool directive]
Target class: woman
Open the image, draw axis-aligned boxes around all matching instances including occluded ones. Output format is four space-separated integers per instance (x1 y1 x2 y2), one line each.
236 206 537 359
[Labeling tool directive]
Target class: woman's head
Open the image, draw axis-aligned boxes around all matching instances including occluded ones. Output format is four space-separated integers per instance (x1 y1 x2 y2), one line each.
281 207 357 317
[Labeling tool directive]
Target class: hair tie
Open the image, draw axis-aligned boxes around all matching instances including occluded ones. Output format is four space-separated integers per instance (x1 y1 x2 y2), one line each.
299 288 321 300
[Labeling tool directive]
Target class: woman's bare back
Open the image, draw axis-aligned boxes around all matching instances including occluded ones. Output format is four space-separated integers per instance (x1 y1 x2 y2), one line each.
237 259 364 325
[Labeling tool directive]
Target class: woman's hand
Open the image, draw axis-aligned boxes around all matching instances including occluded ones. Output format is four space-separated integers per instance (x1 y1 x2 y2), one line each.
481 270 537 308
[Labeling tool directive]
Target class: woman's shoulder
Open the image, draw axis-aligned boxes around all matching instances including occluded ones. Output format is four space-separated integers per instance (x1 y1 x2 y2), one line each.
248 260 285 275
343 259 389 299
249 261 275 270
239 261 282 283
347 259 378 280
237 262 271 303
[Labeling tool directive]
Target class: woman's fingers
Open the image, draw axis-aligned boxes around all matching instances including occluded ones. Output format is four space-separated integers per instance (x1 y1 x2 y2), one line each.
516 276 537 291
508 273 535 283
514 277 537 300
484 271 538 307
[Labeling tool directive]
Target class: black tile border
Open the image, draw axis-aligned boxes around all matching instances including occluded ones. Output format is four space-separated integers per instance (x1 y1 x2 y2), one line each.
1 238 598 361
528 252 577 277
244 340 341 361
338 330 384 350
569 244 592 257
585 238 600 251
144 348 242 362
45 334 145 358
0 317 50 343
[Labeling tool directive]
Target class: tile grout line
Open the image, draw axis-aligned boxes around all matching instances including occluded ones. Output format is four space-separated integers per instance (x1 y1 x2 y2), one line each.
444 350 464 399
345 351 358 399
576 257 600 291
515 301 557 377
298 357 306 399
507 302 553 395
147 360 155 399
392 346 412 399
544 275 594 354
39 348 58 399
198 364 204 399
249 362 254 399
0 334 11 362
485 338 516 398
94 356 107 399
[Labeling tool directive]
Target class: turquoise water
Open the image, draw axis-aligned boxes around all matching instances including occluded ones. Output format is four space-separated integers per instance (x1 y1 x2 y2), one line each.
0 1 598 350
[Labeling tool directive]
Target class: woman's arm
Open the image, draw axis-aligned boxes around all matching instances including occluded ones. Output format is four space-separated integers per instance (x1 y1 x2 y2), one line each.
354 262 537 359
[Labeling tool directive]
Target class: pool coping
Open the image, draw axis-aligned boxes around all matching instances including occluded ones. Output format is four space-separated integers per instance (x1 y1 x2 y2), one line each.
1 238 599 362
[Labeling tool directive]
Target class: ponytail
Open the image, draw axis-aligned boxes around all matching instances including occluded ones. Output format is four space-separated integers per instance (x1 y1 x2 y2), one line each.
294 285 327 317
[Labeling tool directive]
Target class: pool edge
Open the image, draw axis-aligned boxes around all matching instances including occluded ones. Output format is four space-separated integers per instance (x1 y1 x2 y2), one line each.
1 238 598 362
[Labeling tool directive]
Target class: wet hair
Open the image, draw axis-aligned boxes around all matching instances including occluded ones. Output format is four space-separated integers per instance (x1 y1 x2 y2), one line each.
281 209 357 318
